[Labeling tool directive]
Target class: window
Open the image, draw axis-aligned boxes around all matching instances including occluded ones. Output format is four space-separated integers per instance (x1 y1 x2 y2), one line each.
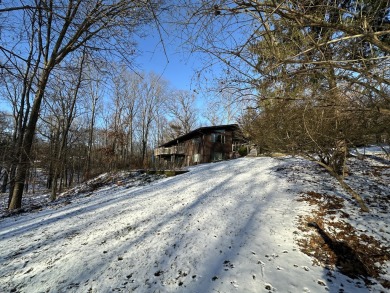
211 133 225 143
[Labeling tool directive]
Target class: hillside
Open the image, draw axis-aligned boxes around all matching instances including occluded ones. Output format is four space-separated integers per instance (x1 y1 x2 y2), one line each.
0 152 389 292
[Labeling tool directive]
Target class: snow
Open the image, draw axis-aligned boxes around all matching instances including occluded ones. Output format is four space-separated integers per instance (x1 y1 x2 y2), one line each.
0 155 389 293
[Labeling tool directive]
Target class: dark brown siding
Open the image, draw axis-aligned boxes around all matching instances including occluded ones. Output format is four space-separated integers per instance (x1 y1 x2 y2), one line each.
155 125 245 166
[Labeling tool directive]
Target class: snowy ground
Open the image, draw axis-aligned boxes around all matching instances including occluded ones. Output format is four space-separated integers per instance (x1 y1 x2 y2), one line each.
0 153 389 292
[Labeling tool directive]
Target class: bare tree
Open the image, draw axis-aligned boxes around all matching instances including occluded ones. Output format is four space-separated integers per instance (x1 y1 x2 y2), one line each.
137 72 168 166
164 90 198 139
84 84 100 179
43 52 87 200
108 66 142 168
0 72 31 206
203 88 245 126
117 69 140 163
177 0 390 211
1 0 163 210
179 1 389 97
0 111 13 193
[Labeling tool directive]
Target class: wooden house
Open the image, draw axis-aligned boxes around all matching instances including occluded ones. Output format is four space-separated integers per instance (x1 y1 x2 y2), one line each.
154 124 247 166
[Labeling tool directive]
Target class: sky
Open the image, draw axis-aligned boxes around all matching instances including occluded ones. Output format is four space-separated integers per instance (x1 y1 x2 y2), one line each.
0 8 236 125
0 29 203 115
134 22 201 93
133 28 222 125
135 33 198 91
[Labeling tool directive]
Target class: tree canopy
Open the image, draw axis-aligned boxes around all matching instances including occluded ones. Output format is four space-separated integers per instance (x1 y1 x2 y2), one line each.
179 0 390 211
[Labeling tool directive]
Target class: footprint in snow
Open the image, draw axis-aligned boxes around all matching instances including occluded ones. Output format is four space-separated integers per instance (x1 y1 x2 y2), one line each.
265 283 274 291
317 280 326 286
223 260 234 270
230 280 238 288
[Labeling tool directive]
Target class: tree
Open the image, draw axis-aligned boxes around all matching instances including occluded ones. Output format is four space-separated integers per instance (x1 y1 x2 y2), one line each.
181 1 389 94
42 52 86 200
1 0 164 210
80 58 106 179
203 88 245 126
0 111 13 193
179 0 390 211
164 90 198 140
0 72 30 206
137 72 168 166
109 66 142 169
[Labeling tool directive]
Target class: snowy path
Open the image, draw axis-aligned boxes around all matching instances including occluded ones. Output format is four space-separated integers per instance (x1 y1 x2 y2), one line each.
0 157 382 292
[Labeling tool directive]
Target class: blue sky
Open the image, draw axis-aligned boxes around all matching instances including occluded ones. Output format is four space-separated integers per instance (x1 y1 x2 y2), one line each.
0 18 222 121
135 29 198 92
134 27 217 123
0 29 201 113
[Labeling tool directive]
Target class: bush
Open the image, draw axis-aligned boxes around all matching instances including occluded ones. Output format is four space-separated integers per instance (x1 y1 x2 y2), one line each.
238 146 248 157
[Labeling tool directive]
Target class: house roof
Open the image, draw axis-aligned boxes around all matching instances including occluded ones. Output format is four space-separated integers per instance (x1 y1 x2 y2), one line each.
158 124 240 147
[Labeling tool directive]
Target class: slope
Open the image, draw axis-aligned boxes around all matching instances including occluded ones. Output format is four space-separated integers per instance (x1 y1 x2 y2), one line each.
0 156 388 292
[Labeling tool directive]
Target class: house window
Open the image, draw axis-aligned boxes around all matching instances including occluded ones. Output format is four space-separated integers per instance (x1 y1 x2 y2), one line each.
211 133 225 143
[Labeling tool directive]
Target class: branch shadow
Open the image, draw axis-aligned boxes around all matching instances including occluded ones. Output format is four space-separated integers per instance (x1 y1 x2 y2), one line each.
308 222 370 280
1 157 352 292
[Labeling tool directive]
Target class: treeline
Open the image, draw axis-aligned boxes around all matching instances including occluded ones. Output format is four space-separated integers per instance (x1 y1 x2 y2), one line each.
0 64 201 203
182 1 389 165
179 0 390 211
2 1 389 212
0 1 203 210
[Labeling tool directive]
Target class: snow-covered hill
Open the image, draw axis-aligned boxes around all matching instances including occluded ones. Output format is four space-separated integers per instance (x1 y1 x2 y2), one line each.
0 155 389 292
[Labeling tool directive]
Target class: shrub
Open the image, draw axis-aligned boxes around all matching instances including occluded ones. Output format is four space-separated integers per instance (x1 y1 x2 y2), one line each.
238 146 248 157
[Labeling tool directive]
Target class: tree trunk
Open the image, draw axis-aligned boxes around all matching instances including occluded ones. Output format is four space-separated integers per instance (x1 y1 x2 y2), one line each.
142 139 147 167
85 97 97 180
47 162 53 189
51 51 84 200
9 72 48 210
68 163 74 187
330 139 348 176
7 165 16 207
1 170 8 193
315 160 369 213
51 173 59 201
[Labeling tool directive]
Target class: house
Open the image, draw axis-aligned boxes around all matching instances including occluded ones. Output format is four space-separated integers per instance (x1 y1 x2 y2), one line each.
154 124 247 166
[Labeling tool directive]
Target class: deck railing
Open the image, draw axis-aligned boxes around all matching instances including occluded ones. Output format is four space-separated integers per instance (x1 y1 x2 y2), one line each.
154 145 185 156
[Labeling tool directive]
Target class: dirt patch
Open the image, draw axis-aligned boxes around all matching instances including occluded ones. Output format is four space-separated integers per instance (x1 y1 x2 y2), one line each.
297 191 390 289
